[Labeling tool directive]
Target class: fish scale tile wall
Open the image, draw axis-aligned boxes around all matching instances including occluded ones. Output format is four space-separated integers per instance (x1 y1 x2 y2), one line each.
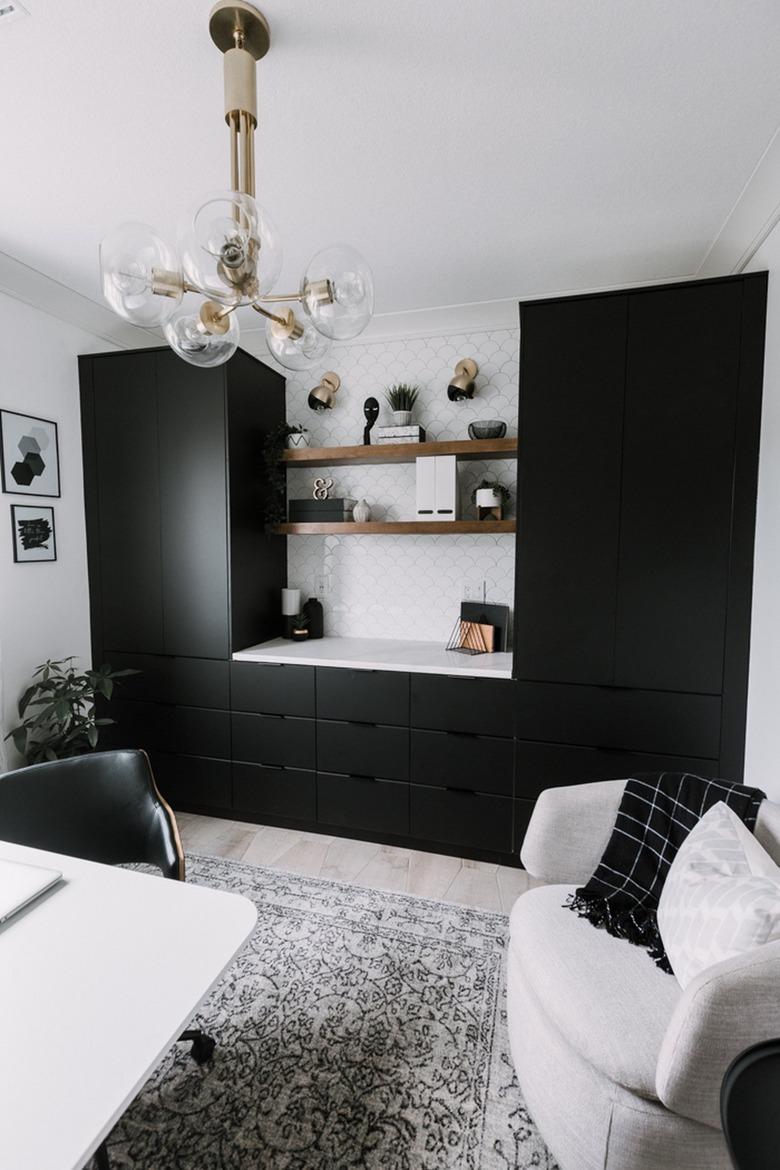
283 327 519 642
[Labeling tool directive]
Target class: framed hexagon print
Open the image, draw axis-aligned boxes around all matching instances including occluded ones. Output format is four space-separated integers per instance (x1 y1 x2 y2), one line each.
1 410 60 497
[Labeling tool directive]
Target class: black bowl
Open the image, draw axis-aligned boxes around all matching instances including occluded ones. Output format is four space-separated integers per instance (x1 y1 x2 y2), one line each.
468 420 507 440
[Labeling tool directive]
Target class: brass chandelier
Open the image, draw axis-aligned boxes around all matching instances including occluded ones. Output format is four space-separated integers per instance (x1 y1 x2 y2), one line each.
99 1 374 369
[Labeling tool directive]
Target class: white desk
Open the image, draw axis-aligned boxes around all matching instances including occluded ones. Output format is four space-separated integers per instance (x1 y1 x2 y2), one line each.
0 841 257 1170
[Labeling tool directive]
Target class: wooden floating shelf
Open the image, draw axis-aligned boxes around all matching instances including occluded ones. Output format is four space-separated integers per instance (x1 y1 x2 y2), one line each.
281 437 517 468
275 520 517 536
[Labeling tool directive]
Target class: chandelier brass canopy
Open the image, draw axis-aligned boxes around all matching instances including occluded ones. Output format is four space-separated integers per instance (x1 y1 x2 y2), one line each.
100 1 374 369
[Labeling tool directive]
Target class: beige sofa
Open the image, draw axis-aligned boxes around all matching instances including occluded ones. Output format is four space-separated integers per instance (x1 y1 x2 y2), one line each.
507 779 780 1170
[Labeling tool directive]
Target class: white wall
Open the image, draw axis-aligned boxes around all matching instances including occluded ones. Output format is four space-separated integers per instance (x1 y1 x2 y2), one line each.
744 232 780 798
0 293 113 769
283 328 519 642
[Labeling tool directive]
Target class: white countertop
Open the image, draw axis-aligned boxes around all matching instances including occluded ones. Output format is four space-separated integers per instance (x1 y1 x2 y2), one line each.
232 636 514 679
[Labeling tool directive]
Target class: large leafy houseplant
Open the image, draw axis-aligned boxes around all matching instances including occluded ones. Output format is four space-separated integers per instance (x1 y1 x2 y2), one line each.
5 657 135 764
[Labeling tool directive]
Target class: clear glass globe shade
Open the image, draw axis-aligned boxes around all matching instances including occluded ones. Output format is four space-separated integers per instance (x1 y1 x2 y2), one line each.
100 222 182 326
301 244 374 340
265 317 332 371
163 304 239 368
179 191 282 303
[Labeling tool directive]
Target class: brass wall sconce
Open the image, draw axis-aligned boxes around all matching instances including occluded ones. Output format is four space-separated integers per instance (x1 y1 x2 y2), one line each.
308 372 341 411
447 359 479 401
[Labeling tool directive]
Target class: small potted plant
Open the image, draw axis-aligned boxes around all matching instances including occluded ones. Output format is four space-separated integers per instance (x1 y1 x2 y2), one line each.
471 479 511 520
290 611 310 641
286 424 309 450
385 384 420 426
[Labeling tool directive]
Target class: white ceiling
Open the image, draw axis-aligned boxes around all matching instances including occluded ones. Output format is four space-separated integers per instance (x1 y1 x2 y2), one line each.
1 0 780 337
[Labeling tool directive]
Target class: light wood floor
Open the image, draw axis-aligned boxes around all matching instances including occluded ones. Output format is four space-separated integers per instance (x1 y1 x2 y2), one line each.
176 811 536 913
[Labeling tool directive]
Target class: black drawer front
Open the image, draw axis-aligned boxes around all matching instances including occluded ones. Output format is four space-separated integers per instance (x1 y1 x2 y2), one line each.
410 785 513 853
174 707 230 759
151 753 231 810
514 740 719 801
103 699 167 753
514 682 721 759
106 700 230 758
231 661 315 716
233 763 316 821
316 668 410 726
317 772 409 836
104 652 230 709
410 729 513 796
411 675 514 737
231 712 315 769
317 721 409 781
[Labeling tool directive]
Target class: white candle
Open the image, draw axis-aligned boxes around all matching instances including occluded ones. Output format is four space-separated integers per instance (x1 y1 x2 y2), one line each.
281 588 301 616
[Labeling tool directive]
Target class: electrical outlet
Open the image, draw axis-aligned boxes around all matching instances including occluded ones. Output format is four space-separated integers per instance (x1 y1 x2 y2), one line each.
315 573 330 598
463 580 487 603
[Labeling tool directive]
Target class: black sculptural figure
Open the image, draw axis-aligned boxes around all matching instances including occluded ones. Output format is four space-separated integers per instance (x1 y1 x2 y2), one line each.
363 397 380 445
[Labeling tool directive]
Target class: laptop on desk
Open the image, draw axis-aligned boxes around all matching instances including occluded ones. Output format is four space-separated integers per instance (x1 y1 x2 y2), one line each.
0 857 62 923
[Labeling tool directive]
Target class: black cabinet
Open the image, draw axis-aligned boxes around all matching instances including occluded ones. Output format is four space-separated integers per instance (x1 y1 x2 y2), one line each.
89 353 163 655
80 346 285 665
411 675 515 737
515 274 767 783
104 653 230 709
231 712 316 770
317 668 409 725
231 661 314 717
514 741 718 801
80 345 286 817
233 763 316 822
411 729 514 797
317 720 409 781
318 773 409 837
157 354 230 659
153 754 232 811
410 786 514 853
514 296 627 685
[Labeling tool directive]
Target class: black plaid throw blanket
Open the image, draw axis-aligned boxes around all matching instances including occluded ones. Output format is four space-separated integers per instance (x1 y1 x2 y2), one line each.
567 772 766 972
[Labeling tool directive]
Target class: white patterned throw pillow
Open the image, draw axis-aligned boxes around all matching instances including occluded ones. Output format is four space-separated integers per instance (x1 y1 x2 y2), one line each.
657 801 780 988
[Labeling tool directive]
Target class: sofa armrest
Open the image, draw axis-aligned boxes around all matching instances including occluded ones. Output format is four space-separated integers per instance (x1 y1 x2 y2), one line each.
520 779 624 884
656 940 780 1130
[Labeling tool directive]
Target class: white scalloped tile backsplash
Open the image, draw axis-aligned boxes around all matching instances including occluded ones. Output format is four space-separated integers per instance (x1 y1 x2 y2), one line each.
283 328 519 642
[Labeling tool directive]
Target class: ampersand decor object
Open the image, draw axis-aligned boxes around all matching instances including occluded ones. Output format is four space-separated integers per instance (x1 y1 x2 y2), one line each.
312 477 333 501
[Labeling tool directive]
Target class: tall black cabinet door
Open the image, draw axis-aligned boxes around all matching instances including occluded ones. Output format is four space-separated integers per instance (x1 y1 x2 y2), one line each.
91 353 163 654
156 353 230 659
614 283 742 693
514 296 627 684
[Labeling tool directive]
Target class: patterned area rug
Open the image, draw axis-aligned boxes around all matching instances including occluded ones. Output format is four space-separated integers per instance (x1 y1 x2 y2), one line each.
108 854 557 1170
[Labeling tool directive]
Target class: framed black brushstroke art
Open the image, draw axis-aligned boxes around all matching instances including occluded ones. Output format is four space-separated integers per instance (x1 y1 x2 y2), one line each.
11 504 57 562
1 410 61 497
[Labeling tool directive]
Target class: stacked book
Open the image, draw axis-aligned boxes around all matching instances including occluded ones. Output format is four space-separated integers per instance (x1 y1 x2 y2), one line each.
288 497 356 522
373 424 427 445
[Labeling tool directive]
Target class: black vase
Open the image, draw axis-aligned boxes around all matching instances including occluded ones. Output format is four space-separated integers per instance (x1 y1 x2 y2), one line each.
303 597 324 639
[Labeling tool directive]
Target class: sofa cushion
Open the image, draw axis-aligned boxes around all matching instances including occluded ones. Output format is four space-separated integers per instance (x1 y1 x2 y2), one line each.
658 801 780 988
509 884 682 1099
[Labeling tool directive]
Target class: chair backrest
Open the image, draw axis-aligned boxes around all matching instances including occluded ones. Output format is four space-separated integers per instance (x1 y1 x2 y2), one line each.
721 1040 780 1169
0 749 184 879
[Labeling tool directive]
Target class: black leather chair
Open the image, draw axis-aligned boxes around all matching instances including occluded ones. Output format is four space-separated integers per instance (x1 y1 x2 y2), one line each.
721 1039 780 1169
0 749 215 1170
